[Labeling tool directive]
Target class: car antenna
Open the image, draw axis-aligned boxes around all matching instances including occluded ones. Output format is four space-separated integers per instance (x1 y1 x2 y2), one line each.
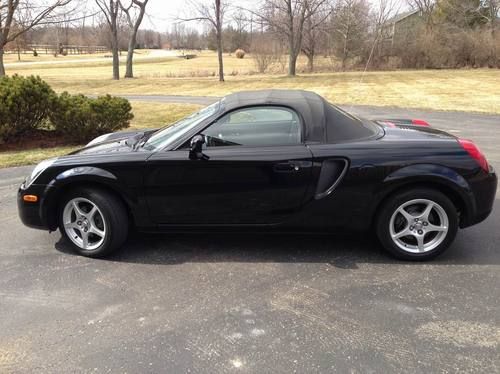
347 30 379 115
347 0 401 115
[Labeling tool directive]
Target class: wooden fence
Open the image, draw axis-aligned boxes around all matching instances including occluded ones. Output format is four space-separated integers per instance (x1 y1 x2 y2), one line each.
5 44 109 55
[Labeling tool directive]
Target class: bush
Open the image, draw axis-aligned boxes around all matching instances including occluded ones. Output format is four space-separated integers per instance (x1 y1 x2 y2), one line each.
252 52 277 73
235 49 245 59
0 75 56 144
393 24 500 69
50 93 133 143
250 36 281 73
90 95 133 137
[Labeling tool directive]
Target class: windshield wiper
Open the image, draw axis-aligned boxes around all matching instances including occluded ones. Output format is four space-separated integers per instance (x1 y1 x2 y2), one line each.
125 132 145 149
136 131 157 150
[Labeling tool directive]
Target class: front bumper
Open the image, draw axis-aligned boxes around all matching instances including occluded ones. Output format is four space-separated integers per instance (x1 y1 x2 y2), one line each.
18 183 50 230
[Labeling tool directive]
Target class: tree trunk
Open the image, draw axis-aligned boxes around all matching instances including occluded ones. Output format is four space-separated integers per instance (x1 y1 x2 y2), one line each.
491 23 498 68
342 34 349 71
217 29 224 82
0 48 5 77
111 29 120 80
123 0 147 79
288 51 297 76
215 0 224 82
306 52 314 72
125 34 136 78
288 31 297 76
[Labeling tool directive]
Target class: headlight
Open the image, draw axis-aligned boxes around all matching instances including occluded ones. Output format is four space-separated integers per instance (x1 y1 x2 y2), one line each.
24 158 57 188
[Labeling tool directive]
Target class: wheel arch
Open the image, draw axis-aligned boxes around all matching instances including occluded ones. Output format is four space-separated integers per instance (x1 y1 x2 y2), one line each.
41 169 138 231
371 165 475 228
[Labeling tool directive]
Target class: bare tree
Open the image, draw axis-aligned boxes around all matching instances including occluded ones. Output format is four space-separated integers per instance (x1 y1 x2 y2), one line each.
251 32 280 72
331 0 369 70
475 0 500 65
478 0 499 35
370 0 400 66
230 9 249 50
407 0 435 29
0 0 72 76
435 0 490 29
180 0 228 82
119 0 148 78
374 0 400 31
301 1 332 72
95 0 120 79
233 9 248 36
255 0 330 76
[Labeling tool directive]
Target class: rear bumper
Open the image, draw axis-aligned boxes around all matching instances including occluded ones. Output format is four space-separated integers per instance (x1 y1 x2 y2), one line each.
461 167 497 228
18 183 50 230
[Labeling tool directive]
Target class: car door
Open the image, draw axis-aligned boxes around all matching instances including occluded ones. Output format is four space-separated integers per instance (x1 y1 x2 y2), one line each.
144 105 313 225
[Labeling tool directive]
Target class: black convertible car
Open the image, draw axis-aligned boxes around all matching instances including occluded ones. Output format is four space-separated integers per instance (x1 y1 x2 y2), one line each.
18 90 497 260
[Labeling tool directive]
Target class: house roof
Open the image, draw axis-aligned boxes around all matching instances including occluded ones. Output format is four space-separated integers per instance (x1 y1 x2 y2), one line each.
387 10 420 24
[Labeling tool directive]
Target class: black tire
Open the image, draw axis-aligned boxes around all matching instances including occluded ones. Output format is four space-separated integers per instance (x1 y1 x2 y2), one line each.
58 187 128 258
376 188 459 261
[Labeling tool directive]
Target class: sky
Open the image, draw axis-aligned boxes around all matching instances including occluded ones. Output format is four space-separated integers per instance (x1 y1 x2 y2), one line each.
139 0 260 31
135 0 402 32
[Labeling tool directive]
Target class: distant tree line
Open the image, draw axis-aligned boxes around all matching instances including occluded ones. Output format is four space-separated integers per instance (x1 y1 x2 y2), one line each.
2 0 499 80
169 0 500 73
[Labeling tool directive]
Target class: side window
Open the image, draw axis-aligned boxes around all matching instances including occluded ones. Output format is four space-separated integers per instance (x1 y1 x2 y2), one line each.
203 106 301 147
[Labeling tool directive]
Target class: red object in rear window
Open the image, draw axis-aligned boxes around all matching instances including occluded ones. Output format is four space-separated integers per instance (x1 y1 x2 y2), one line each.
458 139 489 172
411 119 430 126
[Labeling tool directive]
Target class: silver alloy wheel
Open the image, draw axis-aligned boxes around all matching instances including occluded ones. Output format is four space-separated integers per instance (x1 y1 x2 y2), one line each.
389 198 449 253
62 197 106 250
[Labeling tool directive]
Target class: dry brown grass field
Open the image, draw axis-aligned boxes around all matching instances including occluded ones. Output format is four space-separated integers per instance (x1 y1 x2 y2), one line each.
5 50 500 113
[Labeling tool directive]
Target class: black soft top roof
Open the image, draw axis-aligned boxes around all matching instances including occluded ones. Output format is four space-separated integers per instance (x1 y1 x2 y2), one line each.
221 90 376 143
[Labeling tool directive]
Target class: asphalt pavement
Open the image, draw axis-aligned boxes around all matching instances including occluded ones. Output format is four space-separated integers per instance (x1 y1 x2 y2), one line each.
0 102 499 373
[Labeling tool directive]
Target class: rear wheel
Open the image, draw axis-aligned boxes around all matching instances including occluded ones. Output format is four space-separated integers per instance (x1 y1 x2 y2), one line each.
59 187 128 258
376 188 458 261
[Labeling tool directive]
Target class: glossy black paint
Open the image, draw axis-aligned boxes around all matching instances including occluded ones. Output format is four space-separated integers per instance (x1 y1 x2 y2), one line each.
146 145 313 225
18 91 497 235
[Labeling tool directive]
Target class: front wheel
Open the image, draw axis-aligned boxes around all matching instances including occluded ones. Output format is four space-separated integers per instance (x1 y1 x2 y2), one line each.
376 188 459 261
59 187 128 258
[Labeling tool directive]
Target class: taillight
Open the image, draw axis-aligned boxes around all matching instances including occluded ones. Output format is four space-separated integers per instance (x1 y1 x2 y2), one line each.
411 119 430 127
458 139 489 172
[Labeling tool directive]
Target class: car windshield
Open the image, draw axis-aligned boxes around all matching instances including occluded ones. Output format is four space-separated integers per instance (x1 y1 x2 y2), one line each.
142 101 221 151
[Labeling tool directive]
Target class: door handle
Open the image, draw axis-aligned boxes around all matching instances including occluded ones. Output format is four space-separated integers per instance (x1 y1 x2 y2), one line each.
274 162 300 172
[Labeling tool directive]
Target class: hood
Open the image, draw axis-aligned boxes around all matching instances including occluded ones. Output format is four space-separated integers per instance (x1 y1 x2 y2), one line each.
70 129 156 156
85 129 158 147
70 139 135 156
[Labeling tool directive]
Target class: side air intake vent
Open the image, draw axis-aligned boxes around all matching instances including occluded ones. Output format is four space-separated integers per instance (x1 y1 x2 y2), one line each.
315 159 348 200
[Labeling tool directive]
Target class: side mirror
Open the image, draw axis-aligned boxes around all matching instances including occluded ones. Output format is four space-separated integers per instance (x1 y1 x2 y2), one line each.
189 135 209 160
